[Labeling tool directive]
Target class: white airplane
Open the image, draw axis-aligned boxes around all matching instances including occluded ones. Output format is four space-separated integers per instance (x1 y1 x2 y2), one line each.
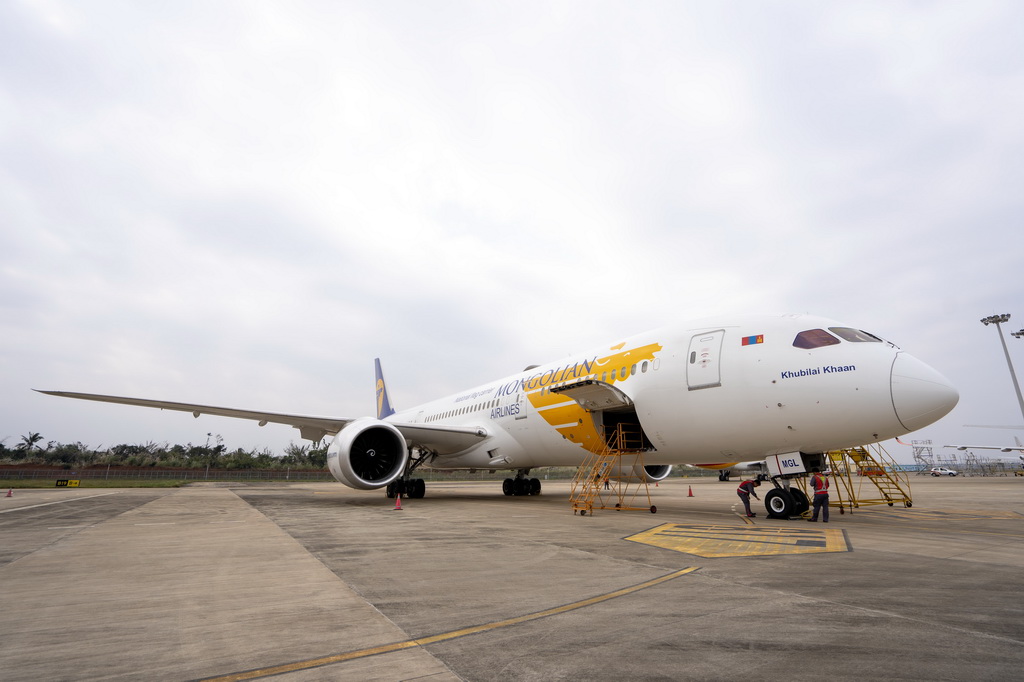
944 437 1024 453
38 313 959 516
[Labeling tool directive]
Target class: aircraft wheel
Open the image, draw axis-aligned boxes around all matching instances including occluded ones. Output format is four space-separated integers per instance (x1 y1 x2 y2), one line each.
410 479 426 499
788 488 810 514
502 478 513 496
530 478 541 495
765 489 795 518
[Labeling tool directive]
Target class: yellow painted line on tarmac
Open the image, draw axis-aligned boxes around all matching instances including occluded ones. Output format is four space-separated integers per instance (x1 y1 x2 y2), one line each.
872 508 1023 520
626 523 850 558
195 567 699 682
0 492 119 514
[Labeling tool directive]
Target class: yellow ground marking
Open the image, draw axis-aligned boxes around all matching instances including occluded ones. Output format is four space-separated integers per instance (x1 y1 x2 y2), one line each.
196 567 699 682
864 508 1023 520
626 523 850 558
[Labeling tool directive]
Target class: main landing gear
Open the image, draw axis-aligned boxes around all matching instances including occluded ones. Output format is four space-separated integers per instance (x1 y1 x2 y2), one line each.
386 478 425 499
386 447 429 499
503 470 541 496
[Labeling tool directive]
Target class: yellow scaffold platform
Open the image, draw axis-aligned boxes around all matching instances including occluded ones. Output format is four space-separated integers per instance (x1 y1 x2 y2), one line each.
570 424 658 516
818 444 913 514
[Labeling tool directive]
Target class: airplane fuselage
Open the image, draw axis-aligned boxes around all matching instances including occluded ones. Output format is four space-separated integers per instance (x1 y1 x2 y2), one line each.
381 314 957 472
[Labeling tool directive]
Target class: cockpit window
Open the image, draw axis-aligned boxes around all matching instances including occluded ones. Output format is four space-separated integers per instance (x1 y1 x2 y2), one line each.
793 329 841 349
829 327 882 343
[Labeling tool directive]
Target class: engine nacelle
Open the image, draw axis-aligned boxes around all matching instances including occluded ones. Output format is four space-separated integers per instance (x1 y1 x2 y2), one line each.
327 418 408 490
606 463 672 483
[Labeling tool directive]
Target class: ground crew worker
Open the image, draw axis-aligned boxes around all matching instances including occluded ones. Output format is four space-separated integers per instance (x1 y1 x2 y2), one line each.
808 467 829 522
737 478 761 517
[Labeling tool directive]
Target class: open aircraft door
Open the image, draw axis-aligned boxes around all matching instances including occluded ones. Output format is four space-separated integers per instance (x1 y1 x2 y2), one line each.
687 329 724 390
550 380 651 450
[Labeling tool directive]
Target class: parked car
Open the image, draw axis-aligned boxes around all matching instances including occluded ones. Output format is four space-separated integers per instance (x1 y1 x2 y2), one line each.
930 466 958 477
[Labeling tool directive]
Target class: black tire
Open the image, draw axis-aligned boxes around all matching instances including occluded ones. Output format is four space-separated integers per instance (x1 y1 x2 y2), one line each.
411 478 426 499
788 488 810 514
502 478 513 496
765 488 795 518
530 478 541 495
650 505 657 514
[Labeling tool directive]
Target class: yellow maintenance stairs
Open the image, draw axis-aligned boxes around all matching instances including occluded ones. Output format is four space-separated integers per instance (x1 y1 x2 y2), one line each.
812 444 913 514
570 424 658 516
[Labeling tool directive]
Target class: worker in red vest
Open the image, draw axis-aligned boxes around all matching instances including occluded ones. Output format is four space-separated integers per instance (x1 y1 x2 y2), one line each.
737 479 761 517
808 467 830 522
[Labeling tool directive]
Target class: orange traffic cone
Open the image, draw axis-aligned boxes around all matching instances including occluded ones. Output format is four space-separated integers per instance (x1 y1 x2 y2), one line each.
688 485 694 497
393 495 403 511
5 489 11 498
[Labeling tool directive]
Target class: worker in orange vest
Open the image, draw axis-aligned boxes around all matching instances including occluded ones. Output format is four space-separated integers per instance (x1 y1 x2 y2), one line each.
808 466 830 523
737 479 761 517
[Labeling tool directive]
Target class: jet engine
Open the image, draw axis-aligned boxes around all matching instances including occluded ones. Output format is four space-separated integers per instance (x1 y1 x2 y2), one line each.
606 463 672 483
327 418 408 490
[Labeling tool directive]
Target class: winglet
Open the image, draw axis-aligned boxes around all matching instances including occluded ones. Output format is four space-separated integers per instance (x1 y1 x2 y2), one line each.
375 358 396 419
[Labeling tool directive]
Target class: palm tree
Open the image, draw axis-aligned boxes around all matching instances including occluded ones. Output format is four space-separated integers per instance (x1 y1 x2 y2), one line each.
18 432 43 451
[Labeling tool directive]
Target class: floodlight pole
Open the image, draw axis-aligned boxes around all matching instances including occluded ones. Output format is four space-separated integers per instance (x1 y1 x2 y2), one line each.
980 314 1024 424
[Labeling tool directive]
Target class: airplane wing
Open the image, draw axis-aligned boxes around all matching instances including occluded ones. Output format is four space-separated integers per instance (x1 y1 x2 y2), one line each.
35 390 352 443
392 423 489 453
34 390 489 452
964 424 1024 429
945 436 1024 453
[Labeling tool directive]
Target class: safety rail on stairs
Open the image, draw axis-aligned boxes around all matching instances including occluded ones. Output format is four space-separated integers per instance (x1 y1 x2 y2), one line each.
569 424 657 516
824 444 913 514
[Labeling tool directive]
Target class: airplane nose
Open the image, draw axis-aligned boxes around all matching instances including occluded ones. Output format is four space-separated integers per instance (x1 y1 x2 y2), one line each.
890 353 959 432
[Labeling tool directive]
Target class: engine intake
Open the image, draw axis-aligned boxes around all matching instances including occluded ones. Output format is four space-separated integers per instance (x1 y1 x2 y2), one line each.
607 463 672 483
327 418 408 490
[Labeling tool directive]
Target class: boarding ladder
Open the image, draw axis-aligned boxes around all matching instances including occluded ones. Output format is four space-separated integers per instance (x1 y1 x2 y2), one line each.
825 444 913 513
569 424 657 516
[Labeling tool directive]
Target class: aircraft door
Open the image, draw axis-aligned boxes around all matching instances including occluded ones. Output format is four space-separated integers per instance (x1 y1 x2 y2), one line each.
687 330 724 390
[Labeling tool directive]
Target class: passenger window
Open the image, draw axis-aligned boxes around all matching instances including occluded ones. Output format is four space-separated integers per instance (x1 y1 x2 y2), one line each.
793 329 841 349
829 327 882 343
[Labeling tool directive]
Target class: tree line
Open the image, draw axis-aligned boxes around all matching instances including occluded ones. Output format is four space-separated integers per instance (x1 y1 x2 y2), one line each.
0 432 329 470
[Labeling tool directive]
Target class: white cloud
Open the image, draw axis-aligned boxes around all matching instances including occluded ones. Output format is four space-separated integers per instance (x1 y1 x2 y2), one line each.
2 1 1023 457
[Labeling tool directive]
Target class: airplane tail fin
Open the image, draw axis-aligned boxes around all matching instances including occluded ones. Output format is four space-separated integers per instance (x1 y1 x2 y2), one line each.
375 358 396 419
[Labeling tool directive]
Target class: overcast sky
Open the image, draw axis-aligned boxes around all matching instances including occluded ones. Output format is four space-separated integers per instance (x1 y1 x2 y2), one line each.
3 1 1023 465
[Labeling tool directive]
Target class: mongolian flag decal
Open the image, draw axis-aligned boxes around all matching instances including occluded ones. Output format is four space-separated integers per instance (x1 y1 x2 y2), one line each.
741 334 764 346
